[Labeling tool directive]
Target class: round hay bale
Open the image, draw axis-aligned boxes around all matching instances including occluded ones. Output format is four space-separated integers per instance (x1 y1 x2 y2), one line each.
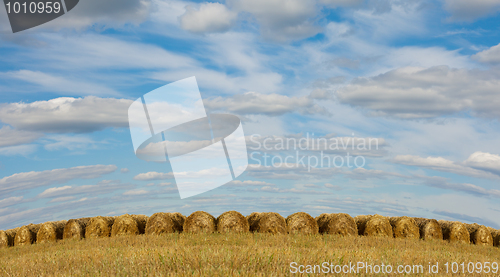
216 211 249 233
252 212 286 234
85 216 115 238
111 214 147 237
171 212 186 231
490 229 500 247
14 224 41 246
466 223 493 246
183 211 216 234
363 215 393 237
37 220 67 243
354 215 373 236
146 213 184 235
285 212 318 235
0 228 19 248
389 216 419 239
316 213 357 236
63 218 91 240
438 220 470 244
246 212 262 232
413 218 443 240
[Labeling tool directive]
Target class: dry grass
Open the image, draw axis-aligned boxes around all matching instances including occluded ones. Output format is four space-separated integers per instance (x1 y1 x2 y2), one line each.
0 232 499 276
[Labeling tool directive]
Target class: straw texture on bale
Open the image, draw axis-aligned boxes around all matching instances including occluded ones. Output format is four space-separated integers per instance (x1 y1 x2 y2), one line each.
14 224 41 246
356 215 393 237
85 216 115 238
413 218 443 240
0 228 18 248
63 218 91 240
216 211 249 233
389 217 419 239
37 221 67 243
246 212 262 232
111 214 148 237
466 224 493 246
490 229 500 247
249 212 287 234
438 220 470 244
286 212 318 235
183 211 216 234
316 213 357 236
146 213 184 235
171 212 186 230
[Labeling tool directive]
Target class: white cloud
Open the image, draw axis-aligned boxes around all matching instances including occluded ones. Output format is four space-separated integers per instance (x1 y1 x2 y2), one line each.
0 196 24 208
123 189 149 196
0 165 117 193
133 171 173 181
442 0 500 22
421 176 500 198
0 97 132 133
320 0 364 8
336 66 500 119
38 180 131 198
0 145 38 156
2 70 119 96
472 43 500 65
392 153 500 179
204 91 329 116
226 180 275 187
228 0 320 41
49 196 76 203
180 3 237 34
0 126 42 148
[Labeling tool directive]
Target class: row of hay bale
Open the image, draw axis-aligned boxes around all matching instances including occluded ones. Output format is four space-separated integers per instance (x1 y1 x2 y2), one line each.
1 212 499 248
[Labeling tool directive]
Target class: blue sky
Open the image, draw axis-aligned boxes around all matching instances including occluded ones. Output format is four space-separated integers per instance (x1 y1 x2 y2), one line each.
1 0 500 230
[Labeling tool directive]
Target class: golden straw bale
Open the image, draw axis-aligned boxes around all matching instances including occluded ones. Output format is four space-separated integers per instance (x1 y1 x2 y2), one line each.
413 218 443 240
85 216 115 238
251 212 286 234
360 214 393 237
37 220 67 243
171 212 186 231
146 213 184 235
183 211 216 234
0 228 19 248
354 215 373 236
389 217 419 239
216 211 249 233
438 220 470 244
286 212 318 235
246 212 262 232
316 213 357 236
466 223 493 246
490 229 500 247
111 214 147 237
63 218 91 240
14 224 41 246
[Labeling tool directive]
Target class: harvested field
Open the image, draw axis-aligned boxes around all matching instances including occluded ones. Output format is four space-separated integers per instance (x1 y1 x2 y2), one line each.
249 212 286 234
316 213 357 236
14 224 41 246
111 214 148 237
37 221 67 243
466 223 493 246
286 212 318 235
85 216 115 239
183 211 216 234
0 228 18 248
216 211 249 233
413 218 443 240
146 213 184 235
389 216 419 239
439 220 470 244
63 218 91 240
356 215 393 237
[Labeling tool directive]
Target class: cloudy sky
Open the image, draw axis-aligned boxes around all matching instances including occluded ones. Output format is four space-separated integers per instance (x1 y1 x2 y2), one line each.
1 0 500 230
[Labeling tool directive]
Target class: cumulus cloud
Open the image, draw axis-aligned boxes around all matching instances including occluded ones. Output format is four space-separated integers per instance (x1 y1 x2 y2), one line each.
442 0 500 22
204 91 329 116
0 126 42 148
0 165 117 193
336 66 500 119
472 43 500 65
180 3 237 34
392 152 500 179
228 0 320 41
0 97 132 133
